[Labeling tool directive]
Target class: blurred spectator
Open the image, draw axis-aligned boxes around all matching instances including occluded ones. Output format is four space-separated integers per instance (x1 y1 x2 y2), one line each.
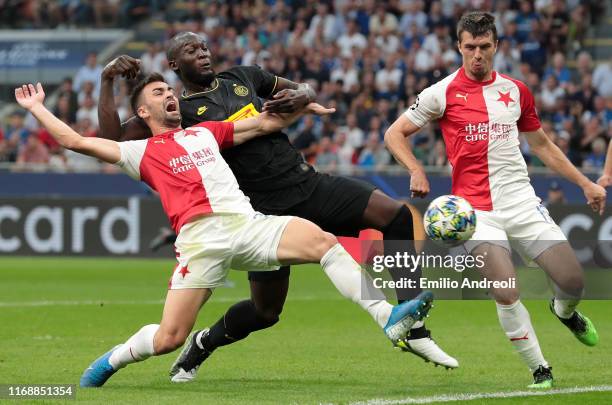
338 113 364 149
358 133 391 169
515 0 540 43
76 96 99 128
494 38 521 76
427 139 448 167
315 137 338 170
412 135 430 164
375 56 402 98
78 81 97 106
540 75 565 114
333 131 355 173
330 57 359 93
120 0 153 27
57 77 79 123
399 1 427 34
583 137 608 170
369 4 398 35
543 52 571 88
422 22 448 58
376 27 400 55
308 4 337 44
592 62 612 98
17 134 49 166
545 181 567 206
293 116 319 163
6 111 30 148
74 53 103 95
141 42 165 74
336 19 366 57
520 20 547 75
542 0 569 54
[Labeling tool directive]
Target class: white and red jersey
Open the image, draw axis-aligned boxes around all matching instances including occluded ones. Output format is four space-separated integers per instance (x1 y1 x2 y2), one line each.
404 67 542 211
116 121 254 233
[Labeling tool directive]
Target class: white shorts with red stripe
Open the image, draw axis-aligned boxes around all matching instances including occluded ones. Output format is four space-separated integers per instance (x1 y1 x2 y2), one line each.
464 199 567 262
169 212 293 289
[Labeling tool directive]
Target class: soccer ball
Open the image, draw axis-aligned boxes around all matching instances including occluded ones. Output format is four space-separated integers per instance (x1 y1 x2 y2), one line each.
423 195 477 246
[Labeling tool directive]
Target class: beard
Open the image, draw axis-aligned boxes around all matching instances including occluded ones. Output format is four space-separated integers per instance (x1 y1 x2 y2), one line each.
163 113 182 128
471 69 488 80
181 63 216 87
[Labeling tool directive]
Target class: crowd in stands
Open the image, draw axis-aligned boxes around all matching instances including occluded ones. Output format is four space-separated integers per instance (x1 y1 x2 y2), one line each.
1 0 611 175
1 0 160 28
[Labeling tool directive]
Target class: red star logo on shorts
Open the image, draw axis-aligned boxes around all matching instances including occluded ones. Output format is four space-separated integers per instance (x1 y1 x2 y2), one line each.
497 91 514 107
179 265 190 278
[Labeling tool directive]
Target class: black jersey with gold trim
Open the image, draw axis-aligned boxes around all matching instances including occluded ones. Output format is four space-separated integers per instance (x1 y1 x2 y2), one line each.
179 66 317 208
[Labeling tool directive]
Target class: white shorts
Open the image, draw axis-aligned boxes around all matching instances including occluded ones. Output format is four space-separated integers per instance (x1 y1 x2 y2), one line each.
169 212 294 290
464 200 567 262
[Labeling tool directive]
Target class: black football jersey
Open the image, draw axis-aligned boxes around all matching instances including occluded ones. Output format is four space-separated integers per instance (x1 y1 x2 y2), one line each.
179 66 318 210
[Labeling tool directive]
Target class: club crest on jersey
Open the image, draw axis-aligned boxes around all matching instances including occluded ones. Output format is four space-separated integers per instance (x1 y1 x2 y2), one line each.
197 106 208 115
233 85 249 97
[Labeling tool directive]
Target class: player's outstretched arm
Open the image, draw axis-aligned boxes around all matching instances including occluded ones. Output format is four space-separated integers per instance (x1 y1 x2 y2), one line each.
597 140 612 188
15 83 121 164
262 77 316 113
232 102 335 146
98 55 151 142
526 128 607 214
384 115 430 198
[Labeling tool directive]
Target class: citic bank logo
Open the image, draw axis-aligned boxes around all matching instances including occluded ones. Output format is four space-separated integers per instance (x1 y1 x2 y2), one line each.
464 122 513 142
168 147 216 174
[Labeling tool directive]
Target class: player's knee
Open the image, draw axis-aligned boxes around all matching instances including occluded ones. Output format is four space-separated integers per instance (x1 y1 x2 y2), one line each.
312 231 338 260
155 329 189 354
493 289 520 305
556 274 584 298
255 306 282 327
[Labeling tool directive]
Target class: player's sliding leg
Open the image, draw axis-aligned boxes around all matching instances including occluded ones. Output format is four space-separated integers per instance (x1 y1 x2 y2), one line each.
201 272 288 351
80 288 211 387
170 216 434 383
472 243 553 389
171 273 290 382
534 242 598 346
275 217 434 339
362 191 458 369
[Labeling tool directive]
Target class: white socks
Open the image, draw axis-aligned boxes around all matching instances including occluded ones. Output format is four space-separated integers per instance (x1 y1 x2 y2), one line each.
553 298 579 319
321 243 393 328
496 301 548 372
109 324 159 370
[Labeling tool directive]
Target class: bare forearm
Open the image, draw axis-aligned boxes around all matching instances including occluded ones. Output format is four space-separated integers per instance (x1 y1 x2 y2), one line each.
384 130 425 174
30 103 84 149
98 78 123 141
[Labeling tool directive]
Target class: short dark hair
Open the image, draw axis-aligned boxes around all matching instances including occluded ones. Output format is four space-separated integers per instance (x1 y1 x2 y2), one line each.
130 72 166 115
166 32 199 61
457 12 497 43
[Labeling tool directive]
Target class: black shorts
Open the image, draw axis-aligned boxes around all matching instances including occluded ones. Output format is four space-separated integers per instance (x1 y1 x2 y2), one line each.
249 174 376 281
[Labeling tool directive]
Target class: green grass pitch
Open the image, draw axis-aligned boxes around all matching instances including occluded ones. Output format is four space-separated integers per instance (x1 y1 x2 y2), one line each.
1 257 611 404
